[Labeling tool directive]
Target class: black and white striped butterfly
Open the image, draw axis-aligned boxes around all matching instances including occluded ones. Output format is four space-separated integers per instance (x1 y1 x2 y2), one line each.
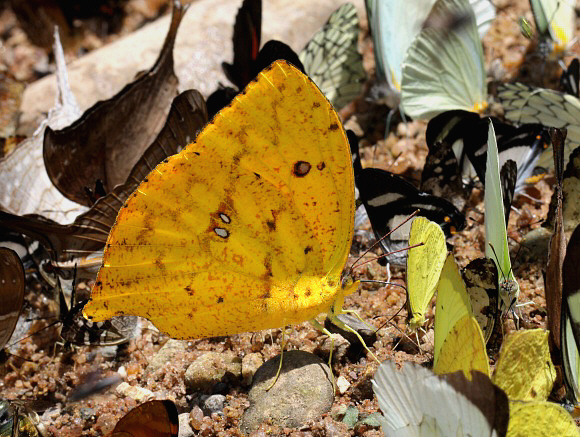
426 110 550 194
351 132 466 265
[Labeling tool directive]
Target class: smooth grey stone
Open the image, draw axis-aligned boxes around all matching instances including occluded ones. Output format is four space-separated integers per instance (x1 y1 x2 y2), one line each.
240 350 333 434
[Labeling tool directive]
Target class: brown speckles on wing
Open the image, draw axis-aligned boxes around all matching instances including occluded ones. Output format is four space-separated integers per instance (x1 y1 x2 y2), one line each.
84 62 354 339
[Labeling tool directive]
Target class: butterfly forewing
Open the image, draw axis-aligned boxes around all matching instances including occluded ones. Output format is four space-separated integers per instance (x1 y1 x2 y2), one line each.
111 400 179 437
85 61 354 339
400 0 487 120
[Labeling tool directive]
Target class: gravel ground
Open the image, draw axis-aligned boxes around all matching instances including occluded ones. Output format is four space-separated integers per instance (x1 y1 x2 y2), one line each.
1 0 579 435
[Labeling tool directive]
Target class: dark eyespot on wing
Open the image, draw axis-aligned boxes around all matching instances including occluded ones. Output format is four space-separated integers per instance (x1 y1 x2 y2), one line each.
293 161 311 177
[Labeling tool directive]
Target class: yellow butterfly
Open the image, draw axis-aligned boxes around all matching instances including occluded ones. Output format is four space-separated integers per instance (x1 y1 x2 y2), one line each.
433 254 489 378
492 330 556 402
406 216 446 330
83 61 359 341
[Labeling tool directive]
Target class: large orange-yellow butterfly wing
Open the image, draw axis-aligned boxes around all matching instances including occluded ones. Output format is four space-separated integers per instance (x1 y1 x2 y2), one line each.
83 61 355 339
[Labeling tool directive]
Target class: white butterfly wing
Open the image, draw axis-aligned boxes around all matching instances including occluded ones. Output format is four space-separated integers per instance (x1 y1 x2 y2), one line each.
370 0 436 92
372 361 504 437
0 29 85 224
530 0 575 53
400 0 487 120
562 313 580 401
300 3 366 109
470 0 496 37
484 122 518 311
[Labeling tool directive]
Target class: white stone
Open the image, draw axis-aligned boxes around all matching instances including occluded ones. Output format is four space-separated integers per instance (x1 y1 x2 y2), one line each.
115 382 154 402
336 375 351 394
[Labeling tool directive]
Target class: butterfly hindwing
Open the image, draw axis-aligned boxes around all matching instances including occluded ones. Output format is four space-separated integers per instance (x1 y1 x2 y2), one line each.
298 3 365 109
485 121 518 313
0 248 24 350
421 140 467 212
562 224 580 401
560 58 579 97
529 0 575 56
355 167 465 265
500 159 517 227
222 0 262 90
434 254 490 377
498 82 580 166
84 61 355 339
112 400 179 437
462 257 499 343
407 217 447 329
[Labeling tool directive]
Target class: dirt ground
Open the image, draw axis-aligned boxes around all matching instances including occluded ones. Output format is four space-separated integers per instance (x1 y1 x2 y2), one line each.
1 0 579 435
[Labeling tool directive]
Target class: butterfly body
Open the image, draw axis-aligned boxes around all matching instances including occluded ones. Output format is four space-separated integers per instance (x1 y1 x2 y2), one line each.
84 61 356 340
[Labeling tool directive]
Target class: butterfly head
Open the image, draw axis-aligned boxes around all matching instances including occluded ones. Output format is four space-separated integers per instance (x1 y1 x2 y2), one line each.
408 313 426 332
499 278 519 315
340 272 359 296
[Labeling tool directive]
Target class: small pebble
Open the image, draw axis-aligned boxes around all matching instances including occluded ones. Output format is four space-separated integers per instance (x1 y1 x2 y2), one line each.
202 394 226 416
184 351 241 392
115 382 153 402
178 413 195 437
190 406 204 431
242 353 263 386
336 376 350 394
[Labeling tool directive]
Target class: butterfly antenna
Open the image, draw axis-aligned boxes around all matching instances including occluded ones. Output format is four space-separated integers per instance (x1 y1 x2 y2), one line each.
488 243 508 279
374 297 407 333
350 210 420 272
70 263 78 307
352 243 424 273
359 280 407 292
6 318 64 347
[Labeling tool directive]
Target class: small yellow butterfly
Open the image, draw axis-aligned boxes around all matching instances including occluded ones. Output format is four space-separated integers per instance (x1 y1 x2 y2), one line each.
406 217 446 330
433 254 489 378
83 61 358 340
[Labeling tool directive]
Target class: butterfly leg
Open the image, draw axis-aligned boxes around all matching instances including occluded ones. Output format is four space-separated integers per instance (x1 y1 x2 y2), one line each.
326 314 380 364
341 309 378 332
266 328 287 391
309 319 336 391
